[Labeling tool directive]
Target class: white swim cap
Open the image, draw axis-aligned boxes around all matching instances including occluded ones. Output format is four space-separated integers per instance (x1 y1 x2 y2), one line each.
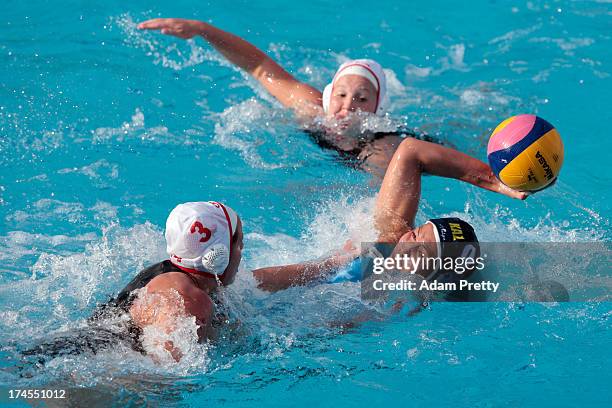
322 59 388 115
165 201 238 276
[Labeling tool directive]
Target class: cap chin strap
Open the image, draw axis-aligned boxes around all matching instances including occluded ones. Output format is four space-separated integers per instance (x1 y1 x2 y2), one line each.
206 201 236 276
322 83 332 114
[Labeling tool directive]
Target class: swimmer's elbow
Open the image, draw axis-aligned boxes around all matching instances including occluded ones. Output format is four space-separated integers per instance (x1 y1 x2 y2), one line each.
394 138 423 167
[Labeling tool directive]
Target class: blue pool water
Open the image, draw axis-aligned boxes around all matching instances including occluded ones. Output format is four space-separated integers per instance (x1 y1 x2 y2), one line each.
1 0 610 406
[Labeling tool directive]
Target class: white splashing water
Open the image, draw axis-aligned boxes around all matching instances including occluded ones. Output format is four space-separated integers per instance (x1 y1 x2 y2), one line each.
1 183 605 382
212 98 297 169
133 288 211 371
111 14 225 71
90 108 171 143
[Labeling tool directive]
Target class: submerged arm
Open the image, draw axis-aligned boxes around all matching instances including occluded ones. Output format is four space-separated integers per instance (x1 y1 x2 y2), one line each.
138 18 322 116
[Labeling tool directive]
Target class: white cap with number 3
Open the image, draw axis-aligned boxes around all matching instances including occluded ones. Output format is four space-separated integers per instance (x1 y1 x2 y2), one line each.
165 201 238 275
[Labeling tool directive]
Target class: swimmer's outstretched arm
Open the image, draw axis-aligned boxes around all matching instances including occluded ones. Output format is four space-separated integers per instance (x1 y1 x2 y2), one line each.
138 18 322 116
253 247 358 292
375 137 527 241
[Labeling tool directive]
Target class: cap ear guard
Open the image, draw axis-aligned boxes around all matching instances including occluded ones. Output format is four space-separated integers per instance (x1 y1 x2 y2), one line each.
427 220 443 263
201 243 230 275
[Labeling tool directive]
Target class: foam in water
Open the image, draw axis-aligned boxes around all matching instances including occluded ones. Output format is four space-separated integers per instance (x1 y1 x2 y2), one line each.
248 194 377 270
459 83 515 107
1 167 606 391
529 36 595 55
405 43 470 80
58 159 119 187
91 108 169 143
488 25 543 54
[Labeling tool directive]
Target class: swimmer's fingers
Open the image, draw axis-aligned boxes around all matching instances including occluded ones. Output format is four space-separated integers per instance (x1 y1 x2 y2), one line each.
511 190 530 200
511 188 533 200
137 18 168 30
137 18 203 39
341 239 359 254
515 178 557 199
497 182 530 200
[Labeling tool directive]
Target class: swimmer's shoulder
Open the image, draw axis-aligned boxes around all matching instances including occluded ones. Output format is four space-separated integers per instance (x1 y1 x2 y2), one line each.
145 272 215 323
145 272 212 307
146 271 193 288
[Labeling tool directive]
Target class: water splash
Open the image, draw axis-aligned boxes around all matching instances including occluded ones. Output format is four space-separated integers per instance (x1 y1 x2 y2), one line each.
111 14 224 71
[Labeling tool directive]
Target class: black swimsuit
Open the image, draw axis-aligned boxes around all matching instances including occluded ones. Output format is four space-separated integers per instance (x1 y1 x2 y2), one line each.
23 261 212 360
90 260 199 319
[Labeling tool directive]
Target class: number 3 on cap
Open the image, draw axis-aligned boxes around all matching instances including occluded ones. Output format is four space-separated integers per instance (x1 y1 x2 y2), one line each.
190 221 212 243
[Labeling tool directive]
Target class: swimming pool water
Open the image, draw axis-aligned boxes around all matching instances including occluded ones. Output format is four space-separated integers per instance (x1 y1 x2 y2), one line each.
0 0 610 406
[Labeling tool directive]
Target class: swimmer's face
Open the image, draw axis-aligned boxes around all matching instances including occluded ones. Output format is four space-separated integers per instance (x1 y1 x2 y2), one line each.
399 224 438 255
391 224 439 277
220 217 243 286
327 75 378 119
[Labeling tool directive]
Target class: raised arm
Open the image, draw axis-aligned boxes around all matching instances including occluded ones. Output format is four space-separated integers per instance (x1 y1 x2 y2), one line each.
375 137 527 242
254 138 527 291
138 18 322 116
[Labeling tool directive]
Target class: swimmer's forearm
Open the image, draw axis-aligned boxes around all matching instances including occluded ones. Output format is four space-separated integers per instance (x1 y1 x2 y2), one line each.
422 145 525 199
197 22 322 110
139 18 321 111
253 254 353 292
253 262 332 292
252 264 319 291
138 18 268 75
197 22 269 75
376 139 526 239
409 139 526 199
